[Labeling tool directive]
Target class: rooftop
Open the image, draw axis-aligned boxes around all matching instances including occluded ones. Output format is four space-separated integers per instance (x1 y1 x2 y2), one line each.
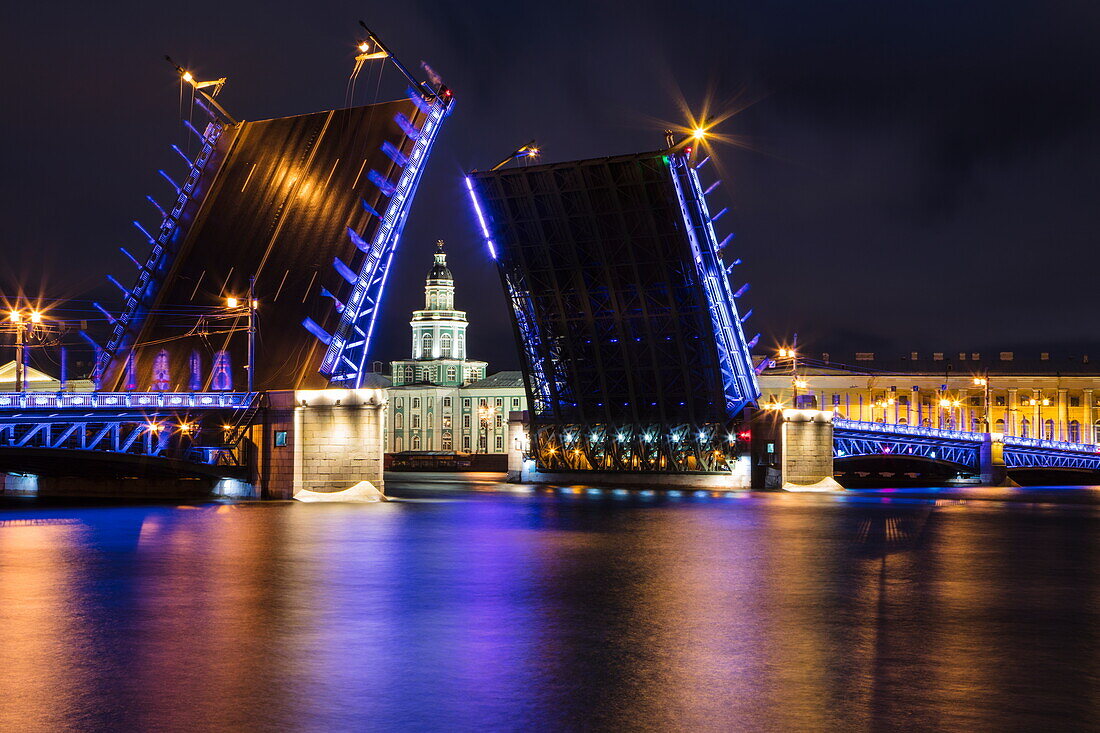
465 371 525 389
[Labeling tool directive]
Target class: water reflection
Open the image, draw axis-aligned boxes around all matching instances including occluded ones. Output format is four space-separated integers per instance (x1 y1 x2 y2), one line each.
0 483 1097 729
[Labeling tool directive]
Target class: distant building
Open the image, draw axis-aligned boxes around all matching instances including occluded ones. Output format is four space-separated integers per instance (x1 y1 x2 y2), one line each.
387 242 526 454
757 350 1100 443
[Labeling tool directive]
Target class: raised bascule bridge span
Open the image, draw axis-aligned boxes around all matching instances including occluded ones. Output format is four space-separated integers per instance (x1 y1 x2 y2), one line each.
1 25 453 498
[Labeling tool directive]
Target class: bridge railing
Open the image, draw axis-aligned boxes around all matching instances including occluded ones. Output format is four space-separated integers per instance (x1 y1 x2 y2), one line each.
832 418 980 443
834 417 1100 454
1002 434 1100 454
0 392 255 411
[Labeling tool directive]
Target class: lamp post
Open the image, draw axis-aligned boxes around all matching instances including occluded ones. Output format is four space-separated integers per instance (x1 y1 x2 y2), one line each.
477 402 495 454
226 278 257 393
776 338 804 407
1026 396 1050 439
5 308 43 393
973 376 991 433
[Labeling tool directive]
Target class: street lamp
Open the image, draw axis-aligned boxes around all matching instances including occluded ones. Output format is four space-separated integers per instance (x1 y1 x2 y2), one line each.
973 376 991 433
225 277 257 393
1026 396 1051 439
4 307 47 392
775 341 805 407
477 402 496 454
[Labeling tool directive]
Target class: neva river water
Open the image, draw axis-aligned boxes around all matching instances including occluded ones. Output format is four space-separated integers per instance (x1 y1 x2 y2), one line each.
2 474 1099 730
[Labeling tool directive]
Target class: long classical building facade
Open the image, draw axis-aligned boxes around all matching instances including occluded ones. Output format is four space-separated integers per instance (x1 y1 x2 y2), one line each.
758 350 1100 444
386 242 526 454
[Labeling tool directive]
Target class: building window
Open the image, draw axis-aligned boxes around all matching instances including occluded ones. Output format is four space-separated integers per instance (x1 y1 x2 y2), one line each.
969 396 981 406
440 332 453 358
1044 419 1055 440
413 435 421 450
412 414 421 428
428 414 434 428
994 396 1005 406
395 397 403 409
422 332 433 357
443 396 451 408
1041 352 1050 361
933 352 944 361
480 398 488 408
395 414 403 429
274 430 288 447
412 397 420 409
442 435 452 450
1070 396 1081 407
1021 418 1030 438
457 333 465 358
495 436 503 451
404 366 414 382
463 398 471 408
1069 421 1081 443
462 436 471 450
512 397 520 408
855 352 874 361
443 415 452 428
463 415 471 428
447 366 457 381
495 397 503 408
1094 420 1100 443
995 419 1005 434
495 414 503 428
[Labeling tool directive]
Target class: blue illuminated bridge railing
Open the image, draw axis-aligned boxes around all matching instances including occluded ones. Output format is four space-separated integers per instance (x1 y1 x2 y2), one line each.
0 392 253 411
833 418 1100 471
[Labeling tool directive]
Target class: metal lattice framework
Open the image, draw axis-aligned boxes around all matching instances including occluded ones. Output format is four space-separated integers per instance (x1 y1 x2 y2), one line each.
0 392 256 467
467 148 758 474
834 418 1100 472
319 91 454 386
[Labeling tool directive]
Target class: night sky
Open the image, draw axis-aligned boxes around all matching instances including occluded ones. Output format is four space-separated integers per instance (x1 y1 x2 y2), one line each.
3 1 1098 373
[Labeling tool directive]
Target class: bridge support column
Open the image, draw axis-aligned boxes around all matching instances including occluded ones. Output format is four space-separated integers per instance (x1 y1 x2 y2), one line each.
260 389 386 500
980 432 1008 486
506 411 529 482
780 409 840 490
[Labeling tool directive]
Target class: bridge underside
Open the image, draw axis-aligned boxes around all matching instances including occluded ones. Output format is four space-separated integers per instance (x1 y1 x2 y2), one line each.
100 93 445 392
469 148 758 475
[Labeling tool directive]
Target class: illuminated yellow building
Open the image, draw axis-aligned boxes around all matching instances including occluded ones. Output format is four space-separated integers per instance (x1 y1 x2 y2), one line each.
757 350 1100 443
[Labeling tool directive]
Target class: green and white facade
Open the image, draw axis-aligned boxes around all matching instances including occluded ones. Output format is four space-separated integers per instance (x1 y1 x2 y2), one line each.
387 242 526 453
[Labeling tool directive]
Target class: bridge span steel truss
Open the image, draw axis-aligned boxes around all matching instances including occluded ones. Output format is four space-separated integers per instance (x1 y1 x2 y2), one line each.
0 392 256 466
468 149 758 474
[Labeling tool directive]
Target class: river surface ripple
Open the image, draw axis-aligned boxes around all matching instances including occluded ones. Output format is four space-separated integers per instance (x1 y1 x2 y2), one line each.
1 473 1099 731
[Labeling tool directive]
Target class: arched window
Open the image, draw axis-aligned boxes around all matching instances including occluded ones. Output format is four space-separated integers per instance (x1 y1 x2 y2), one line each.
1069 420 1081 443
1020 418 1030 438
394 437 403 452
413 435 421 450
995 418 1005 434
188 350 203 391
440 332 453 358
456 333 464 358
404 366 414 382
422 332 433 358
394 413 403 429
211 350 232 391
1044 419 1055 440
447 366 457 382
412 397 420 409
395 397 403 409
151 349 170 391
430 292 438 309
442 434 452 450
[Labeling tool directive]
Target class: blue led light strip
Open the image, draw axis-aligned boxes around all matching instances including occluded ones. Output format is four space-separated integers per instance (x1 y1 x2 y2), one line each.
667 153 759 416
320 95 454 386
95 121 225 381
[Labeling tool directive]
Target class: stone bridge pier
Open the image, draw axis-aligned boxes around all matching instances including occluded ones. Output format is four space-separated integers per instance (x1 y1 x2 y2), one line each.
259 389 386 499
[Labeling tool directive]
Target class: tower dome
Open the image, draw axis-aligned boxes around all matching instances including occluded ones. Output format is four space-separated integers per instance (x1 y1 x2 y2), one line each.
427 239 453 282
